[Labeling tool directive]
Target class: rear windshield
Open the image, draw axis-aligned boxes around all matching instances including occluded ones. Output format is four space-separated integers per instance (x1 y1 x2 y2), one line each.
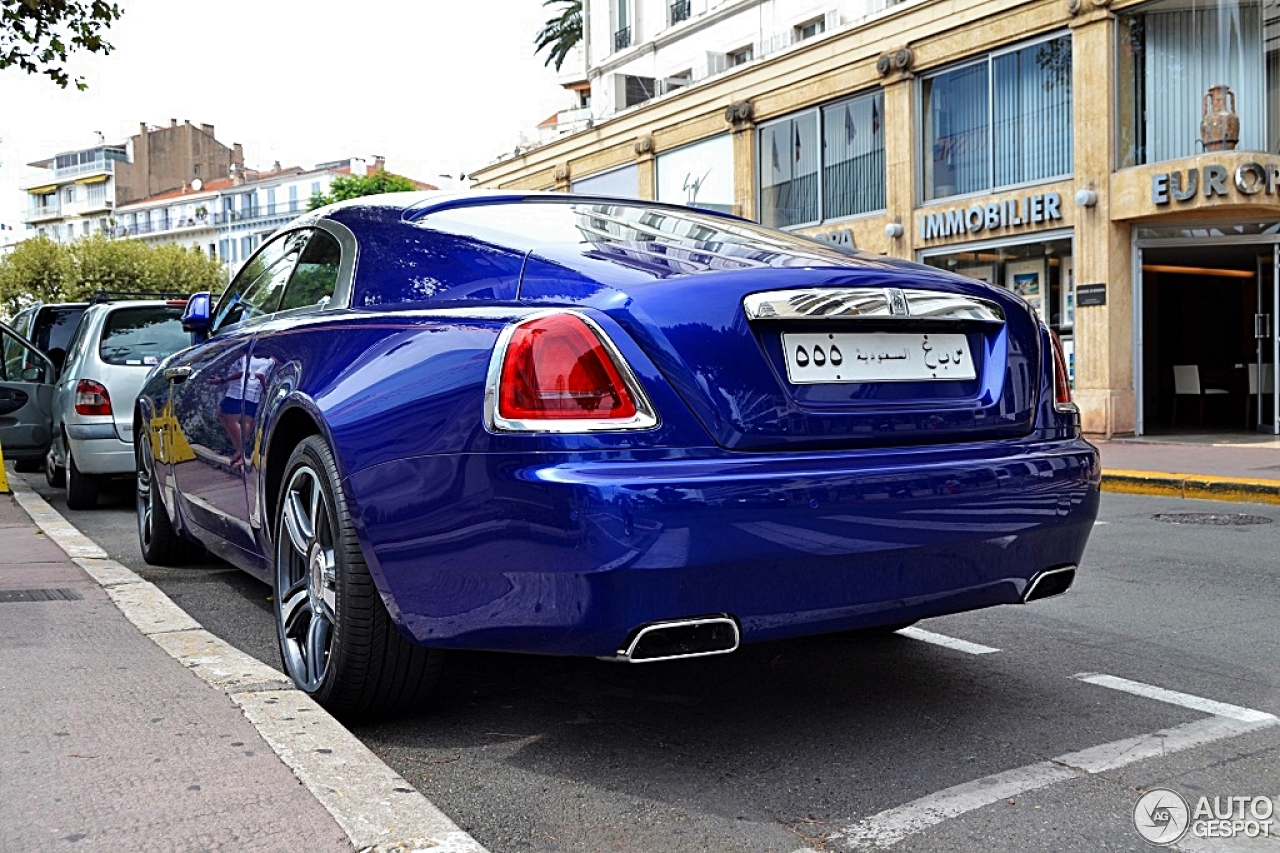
98 306 189 366
36 306 88 355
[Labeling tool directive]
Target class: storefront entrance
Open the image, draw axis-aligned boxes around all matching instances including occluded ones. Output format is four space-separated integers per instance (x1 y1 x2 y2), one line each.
1137 238 1279 436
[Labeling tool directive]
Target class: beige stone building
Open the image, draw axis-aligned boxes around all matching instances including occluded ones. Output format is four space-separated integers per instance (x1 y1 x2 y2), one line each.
473 0 1280 438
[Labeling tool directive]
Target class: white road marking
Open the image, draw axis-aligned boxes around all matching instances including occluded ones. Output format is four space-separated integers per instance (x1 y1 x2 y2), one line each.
839 761 1077 848
838 675 1278 850
897 627 1001 655
1074 673 1278 724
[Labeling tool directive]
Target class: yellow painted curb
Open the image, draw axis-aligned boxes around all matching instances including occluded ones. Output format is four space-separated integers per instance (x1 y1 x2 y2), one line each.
0 441 9 494
1102 470 1280 506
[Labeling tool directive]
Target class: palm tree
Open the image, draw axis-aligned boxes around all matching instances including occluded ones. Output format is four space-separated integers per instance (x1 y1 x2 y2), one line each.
534 0 582 72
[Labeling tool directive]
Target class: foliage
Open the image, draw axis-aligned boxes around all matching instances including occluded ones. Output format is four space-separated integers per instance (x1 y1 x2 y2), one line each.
534 0 581 72
307 170 421 211
0 234 226 317
1 0 123 90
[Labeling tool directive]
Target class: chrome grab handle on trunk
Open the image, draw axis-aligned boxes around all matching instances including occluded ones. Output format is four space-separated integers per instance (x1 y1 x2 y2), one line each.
163 366 192 382
743 288 1005 323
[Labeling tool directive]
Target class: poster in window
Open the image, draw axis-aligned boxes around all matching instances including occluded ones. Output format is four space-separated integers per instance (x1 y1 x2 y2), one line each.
955 263 995 285
1006 259 1044 315
1060 255 1074 329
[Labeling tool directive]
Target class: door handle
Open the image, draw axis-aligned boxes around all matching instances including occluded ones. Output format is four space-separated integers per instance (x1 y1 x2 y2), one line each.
164 366 193 382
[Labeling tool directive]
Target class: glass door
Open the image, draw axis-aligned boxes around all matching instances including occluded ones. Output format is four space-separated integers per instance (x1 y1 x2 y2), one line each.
1256 246 1278 434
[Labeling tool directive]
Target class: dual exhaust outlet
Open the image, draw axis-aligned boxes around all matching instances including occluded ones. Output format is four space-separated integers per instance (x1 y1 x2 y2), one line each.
609 566 1075 663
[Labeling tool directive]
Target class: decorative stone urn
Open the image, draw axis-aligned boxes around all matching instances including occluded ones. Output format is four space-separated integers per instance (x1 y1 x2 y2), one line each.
1200 84 1240 152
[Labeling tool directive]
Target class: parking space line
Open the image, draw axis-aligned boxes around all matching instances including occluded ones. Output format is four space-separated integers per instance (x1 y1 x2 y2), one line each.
897 627 1000 655
836 674 1278 850
1074 673 1278 724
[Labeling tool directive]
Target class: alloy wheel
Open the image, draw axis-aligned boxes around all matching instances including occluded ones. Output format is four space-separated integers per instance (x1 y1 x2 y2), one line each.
276 464 338 692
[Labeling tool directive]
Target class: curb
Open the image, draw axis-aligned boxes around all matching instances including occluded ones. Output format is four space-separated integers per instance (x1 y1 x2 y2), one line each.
7 479 488 853
1101 470 1280 506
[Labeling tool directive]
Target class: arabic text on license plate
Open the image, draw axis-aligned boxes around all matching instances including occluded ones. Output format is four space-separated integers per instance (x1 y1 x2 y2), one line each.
782 332 975 383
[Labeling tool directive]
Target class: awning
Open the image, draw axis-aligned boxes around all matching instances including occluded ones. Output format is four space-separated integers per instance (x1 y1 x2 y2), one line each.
76 174 109 184
26 185 57 195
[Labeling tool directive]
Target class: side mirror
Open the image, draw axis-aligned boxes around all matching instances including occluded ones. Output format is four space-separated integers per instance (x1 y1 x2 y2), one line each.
182 292 213 343
20 365 45 383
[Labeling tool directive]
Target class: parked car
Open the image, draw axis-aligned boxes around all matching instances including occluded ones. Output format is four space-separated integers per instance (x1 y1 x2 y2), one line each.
0 320 57 470
134 191 1100 721
45 299 192 509
6 301 89 470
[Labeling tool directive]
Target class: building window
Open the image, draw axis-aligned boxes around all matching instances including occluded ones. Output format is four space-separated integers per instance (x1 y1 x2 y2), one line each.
1118 0 1278 167
728 45 753 67
267 187 277 215
922 34 1073 202
795 17 825 41
759 90 886 228
613 0 632 50
87 183 106 203
669 0 690 25
619 74 657 108
289 185 299 212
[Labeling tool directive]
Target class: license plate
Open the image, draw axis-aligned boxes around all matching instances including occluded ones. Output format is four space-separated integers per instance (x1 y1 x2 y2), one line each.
781 332 975 383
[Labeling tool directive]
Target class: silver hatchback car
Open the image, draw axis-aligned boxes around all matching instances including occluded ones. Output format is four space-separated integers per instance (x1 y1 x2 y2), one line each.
46 300 191 509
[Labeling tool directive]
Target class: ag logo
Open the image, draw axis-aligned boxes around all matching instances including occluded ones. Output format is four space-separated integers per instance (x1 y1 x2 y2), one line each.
1134 788 1190 845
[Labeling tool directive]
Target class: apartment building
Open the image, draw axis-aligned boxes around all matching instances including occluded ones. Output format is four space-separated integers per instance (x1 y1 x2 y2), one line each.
21 120 243 243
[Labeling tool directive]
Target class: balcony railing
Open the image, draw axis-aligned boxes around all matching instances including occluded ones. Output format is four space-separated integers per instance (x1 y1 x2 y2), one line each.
614 25 631 51
669 0 690 25
53 160 115 181
24 204 61 223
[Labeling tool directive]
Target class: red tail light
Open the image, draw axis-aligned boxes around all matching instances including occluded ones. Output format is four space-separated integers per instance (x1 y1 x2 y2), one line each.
75 379 113 416
1049 330 1073 407
490 312 657 431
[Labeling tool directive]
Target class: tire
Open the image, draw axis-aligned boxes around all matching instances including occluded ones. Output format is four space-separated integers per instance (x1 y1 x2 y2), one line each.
135 434 198 566
274 436 442 721
65 448 99 510
45 442 65 488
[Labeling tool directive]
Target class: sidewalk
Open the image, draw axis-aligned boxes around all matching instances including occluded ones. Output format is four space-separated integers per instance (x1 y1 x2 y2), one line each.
0 480 484 853
1096 435 1280 505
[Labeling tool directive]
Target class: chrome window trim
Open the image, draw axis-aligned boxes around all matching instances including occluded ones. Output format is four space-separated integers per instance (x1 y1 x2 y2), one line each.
742 288 1005 323
484 308 660 434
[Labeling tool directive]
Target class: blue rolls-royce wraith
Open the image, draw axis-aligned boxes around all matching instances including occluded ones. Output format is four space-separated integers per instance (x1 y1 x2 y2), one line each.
134 191 1098 720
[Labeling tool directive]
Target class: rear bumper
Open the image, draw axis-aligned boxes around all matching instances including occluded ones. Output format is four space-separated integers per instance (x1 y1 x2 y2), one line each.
345 436 1100 657
66 426 134 476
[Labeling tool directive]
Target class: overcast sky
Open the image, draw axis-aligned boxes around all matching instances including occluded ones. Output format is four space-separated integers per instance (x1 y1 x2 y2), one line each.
0 0 574 235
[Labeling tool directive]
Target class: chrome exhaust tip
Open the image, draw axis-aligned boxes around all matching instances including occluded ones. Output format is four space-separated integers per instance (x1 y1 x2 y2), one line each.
1022 565 1076 603
609 615 740 663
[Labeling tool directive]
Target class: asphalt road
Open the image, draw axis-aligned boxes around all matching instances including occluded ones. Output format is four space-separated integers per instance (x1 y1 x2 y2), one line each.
18 469 1280 853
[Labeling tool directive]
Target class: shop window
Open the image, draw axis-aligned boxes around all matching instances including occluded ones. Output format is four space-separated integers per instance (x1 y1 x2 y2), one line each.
1118 0 1278 168
922 236 1075 336
759 90 885 229
922 35 1073 202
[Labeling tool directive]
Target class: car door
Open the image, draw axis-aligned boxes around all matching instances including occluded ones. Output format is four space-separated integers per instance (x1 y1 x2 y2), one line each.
0 321 56 461
169 230 309 560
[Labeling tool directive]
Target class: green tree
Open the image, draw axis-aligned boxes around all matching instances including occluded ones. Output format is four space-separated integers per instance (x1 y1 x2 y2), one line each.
1 0 123 90
534 0 581 72
0 234 225 316
308 171 421 211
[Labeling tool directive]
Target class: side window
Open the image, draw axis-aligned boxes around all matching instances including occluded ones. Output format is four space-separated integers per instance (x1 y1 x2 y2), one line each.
211 230 309 332
59 312 92 377
0 327 48 383
278 231 341 312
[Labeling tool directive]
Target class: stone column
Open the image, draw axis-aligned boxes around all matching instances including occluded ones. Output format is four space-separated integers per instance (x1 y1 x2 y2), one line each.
725 100 757 221
882 69 916 260
635 135 657 199
1070 5 1135 438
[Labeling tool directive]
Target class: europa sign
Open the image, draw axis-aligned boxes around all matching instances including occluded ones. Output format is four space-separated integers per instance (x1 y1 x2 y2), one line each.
920 192 1062 241
1153 162 1280 204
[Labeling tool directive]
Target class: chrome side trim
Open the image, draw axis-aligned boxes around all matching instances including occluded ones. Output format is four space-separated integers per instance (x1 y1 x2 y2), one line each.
743 288 1005 323
483 308 660 434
